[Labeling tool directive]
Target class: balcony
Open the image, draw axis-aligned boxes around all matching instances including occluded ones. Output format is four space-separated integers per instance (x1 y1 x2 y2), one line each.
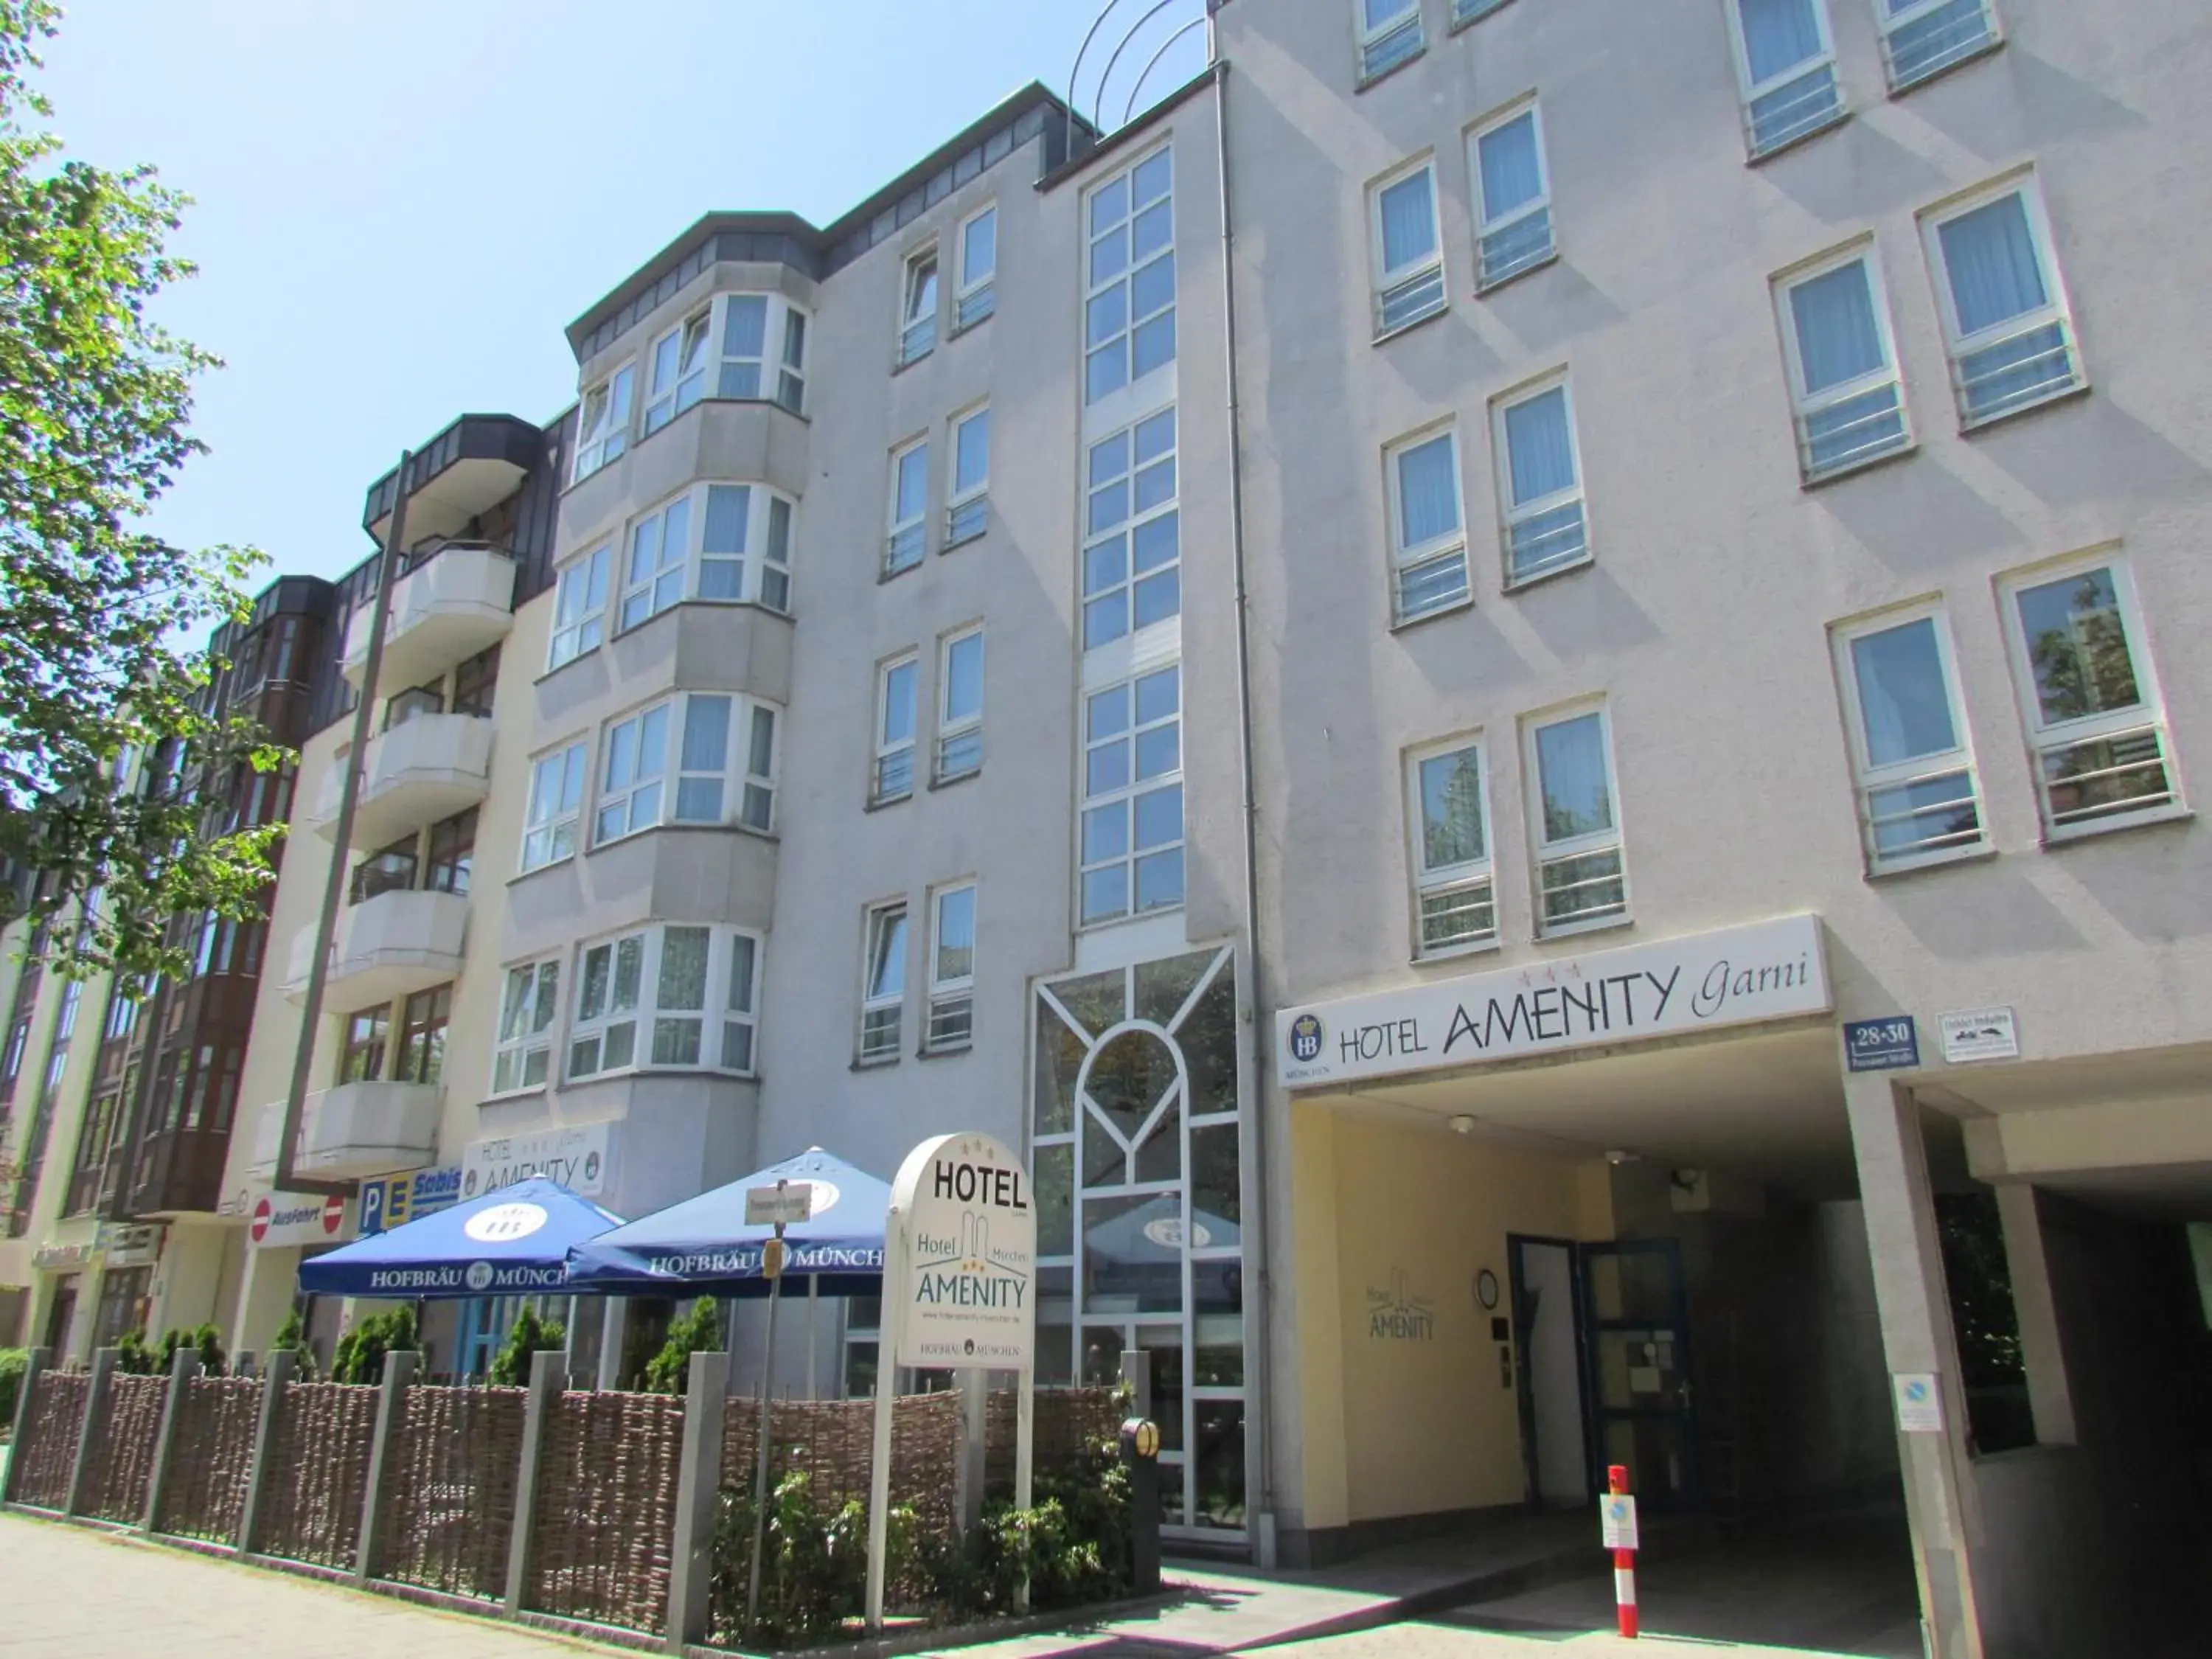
249 1081 439 1184
308 712 493 850
361 412 542 543
342 542 516 692
285 888 468 1008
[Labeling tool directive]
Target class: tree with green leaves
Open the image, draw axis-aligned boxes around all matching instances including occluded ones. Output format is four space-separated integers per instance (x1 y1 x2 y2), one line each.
487 1303 566 1385
0 0 282 986
645 1297 723 1394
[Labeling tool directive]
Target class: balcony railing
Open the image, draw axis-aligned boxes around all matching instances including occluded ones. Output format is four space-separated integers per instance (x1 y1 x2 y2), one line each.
285 887 468 1008
310 712 494 850
342 541 515 691
1882 0 2000 91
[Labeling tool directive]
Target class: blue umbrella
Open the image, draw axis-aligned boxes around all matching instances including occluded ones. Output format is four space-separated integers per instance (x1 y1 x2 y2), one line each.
298 1177 623 1299
564 1147 888 1298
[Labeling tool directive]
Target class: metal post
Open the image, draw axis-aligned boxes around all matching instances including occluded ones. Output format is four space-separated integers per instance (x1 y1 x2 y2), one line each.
864 1192 910 1631
1 1346 49 1503
353 1348 417 1581
956 1378 987 1533
1015 1360 1035 1614
237 1347 294 1554
806 1274 818 1400
1610 1464 1639 1638
276 449 414 1197
665 1347 731 1653
142 1346 202 1531
63 1346 118 1517
1119 1416 1163 1598
745 1228 787 1641
504 1350 566 1614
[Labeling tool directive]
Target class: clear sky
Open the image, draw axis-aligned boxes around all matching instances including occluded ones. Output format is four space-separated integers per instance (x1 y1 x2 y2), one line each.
37 1 1208 588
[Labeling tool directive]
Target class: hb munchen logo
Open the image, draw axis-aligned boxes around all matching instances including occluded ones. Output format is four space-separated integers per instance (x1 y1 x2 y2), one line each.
1288 1012 1325 1063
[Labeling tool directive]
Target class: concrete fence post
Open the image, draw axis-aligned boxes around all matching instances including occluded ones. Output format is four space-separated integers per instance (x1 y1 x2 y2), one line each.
1 1346 51 1505
353 1348 417 1582
62 1348 119 1517
142 1346 204 1531
956 1380 989 1532
236 1348 295 1555
503 1349 566 1615
665 1348 731 1654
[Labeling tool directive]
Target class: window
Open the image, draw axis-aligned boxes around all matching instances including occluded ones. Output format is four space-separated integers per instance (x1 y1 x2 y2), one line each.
1086 147 1175 405
1832 608 1986 872
900 248 939 365
65 1089 119 1217
722 932 760 1074
597 703 670 845
1493 378 1590 585
385 681 443 730
860 904 908 1064
1453 0 1514 23
1083 407 1180 650
650 925 711 1065
1386 427 1470 622
521 741 587 872
1922 177 2084 427
1526 705 1628 933
549 545 611 669
1371 159 1446 336
886 440 929 575
1082 665 1183 925
937 628 985 784
1470 103 1555 291
492 961 560 1094
1879 0 2001 92
1775 247 1912 481
740 704 777 832
1999 557 2180 838
620 494 692 630
452 644 499 718
340 1006 389 1084
351 835 417 904
644 307 712 434
874 656 919 804
1357 0 1425 80
1727 0 1845 158
101 992 137 1043
424 808 476 895
947 407 990 546
927 883 977 1051
570 932 642 1077
566 922 759 1079
762 495 793 613
669 693 779 832
709 292 810 416
956 205 997 330
395 984 451 1085
1408 740 1497 954
572 365 634 482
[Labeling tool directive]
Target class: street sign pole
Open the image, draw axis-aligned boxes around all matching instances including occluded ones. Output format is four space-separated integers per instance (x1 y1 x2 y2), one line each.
744 1178 810 1641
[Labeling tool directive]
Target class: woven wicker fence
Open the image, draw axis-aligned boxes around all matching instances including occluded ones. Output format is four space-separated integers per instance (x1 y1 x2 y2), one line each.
259 1382 378 1568
377 1383 527 1601
985 1385 1124 1498
719 1391 964 1545
156 1374 262 1542
528 1390 685 1634
9 1369 88 1509
83 1372 170 1523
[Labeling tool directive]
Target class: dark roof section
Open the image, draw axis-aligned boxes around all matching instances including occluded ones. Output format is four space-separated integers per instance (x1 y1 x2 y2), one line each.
361 413 544 535
568 83 1095 362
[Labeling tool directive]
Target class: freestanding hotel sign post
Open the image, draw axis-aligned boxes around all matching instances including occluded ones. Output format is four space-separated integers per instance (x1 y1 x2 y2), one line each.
865 1133 1037 1629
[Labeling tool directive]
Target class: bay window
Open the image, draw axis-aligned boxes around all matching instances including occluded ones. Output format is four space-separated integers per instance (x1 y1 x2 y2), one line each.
596 703 669 844
491 959 560 1095
620 494 692 630
569 924 760 1079
600 693 780 842
618 483 800 631
549 546 609 669
715 293 811 414
644 307 712 435
572 364 634 482
521 740 587 872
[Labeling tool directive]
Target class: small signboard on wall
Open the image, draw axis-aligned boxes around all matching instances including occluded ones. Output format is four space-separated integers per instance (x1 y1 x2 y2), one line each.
1938 1007 2019 1064
1893 1373 1945 1433
1843 1017 1919 1072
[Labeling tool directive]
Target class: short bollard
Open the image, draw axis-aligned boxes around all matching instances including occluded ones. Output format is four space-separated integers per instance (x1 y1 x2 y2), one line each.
1119 1416 1162 1598
1603 1464 1640 1639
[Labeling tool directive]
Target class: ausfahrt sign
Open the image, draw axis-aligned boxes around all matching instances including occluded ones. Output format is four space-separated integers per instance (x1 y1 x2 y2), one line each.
891 1133 1037 1369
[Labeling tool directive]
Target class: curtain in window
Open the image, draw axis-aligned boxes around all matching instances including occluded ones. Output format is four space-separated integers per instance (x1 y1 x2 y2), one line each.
1939 195 2046 335
1536 715 1613 841
1396 437 1460 546
1478 114 1543 220
1739 0 1823 81
1790 261 1885 392
1366 0 1416 27
703 486 748 552
678 698 730 820
1379 172 1437 273
658 927 709 1011
1505 389 1577 507
1852 620 1958 765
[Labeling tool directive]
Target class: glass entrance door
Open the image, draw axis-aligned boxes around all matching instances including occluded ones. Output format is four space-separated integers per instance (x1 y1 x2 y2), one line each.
1580 1239 1698 1509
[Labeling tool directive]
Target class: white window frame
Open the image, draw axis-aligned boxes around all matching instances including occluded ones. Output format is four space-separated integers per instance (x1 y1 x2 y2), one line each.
520 740 587 872
1385 423 1470 625
671 692 782 832
619 492 692 632
1468 100 1557 292
1995 551 2183 842
956 204 997 330
712 292 812 414
739 702 779 834
936 626 985 784
1080 663 1185 927
722 930 762 1077
617 484 796 630
947 406 990 546
1084 146 1175 408
642 306 712 435
490 959 560 1096
1523 701 1631 936
1830 604 1988 874
1725 0 1847 159
1876 0 2003 94
1406 736 1499 958
594 700 672 846
874 654 919 805
1356 0 1425 82
776 306 808 414
571 364 634 483
926 881 977 1053
1082 404 1182 653
859 902 908 1065
1773 242 1914 483
886 437 929 576
1492 375 1592 587
1369 157 1447 338
548 543 611 670
1919 172 2085 430
566 923 760 1081
900 245 940 366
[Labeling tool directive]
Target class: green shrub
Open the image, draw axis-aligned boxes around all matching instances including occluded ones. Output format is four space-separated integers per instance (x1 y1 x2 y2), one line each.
151 1323 226 1377
710 1470 916 1647
268 1309 314 1378
487 1304 566 1386
644 1297 722 1394
0 1347 27 1428
919 1440 1135 1621
330 1305 418 1384
114 1328 160 1374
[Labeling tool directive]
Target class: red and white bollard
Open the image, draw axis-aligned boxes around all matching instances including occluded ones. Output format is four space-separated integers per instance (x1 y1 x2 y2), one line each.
1605 1464 1639 1639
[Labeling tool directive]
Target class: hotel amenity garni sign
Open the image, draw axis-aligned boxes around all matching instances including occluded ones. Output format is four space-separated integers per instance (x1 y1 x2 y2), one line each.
892 1133 1037 1370
1278 914 1831 1087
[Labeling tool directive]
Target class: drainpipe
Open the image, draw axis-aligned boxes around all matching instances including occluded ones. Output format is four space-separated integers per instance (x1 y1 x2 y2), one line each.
1209 49 1279 1565
274 451 413 1198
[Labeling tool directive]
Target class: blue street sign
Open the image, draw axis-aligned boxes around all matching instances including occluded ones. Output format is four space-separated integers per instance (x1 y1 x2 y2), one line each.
1843 1017 1919 1072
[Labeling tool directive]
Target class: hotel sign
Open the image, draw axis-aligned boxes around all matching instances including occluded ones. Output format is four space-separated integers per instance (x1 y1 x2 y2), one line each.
1278 914 1831 1088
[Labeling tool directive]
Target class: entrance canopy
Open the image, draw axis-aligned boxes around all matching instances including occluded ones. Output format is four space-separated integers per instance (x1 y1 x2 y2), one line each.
299 1177 622 1299
564 1147 888 1298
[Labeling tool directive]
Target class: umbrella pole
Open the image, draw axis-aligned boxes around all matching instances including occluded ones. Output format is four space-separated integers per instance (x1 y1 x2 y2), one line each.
806 1276 818 1400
